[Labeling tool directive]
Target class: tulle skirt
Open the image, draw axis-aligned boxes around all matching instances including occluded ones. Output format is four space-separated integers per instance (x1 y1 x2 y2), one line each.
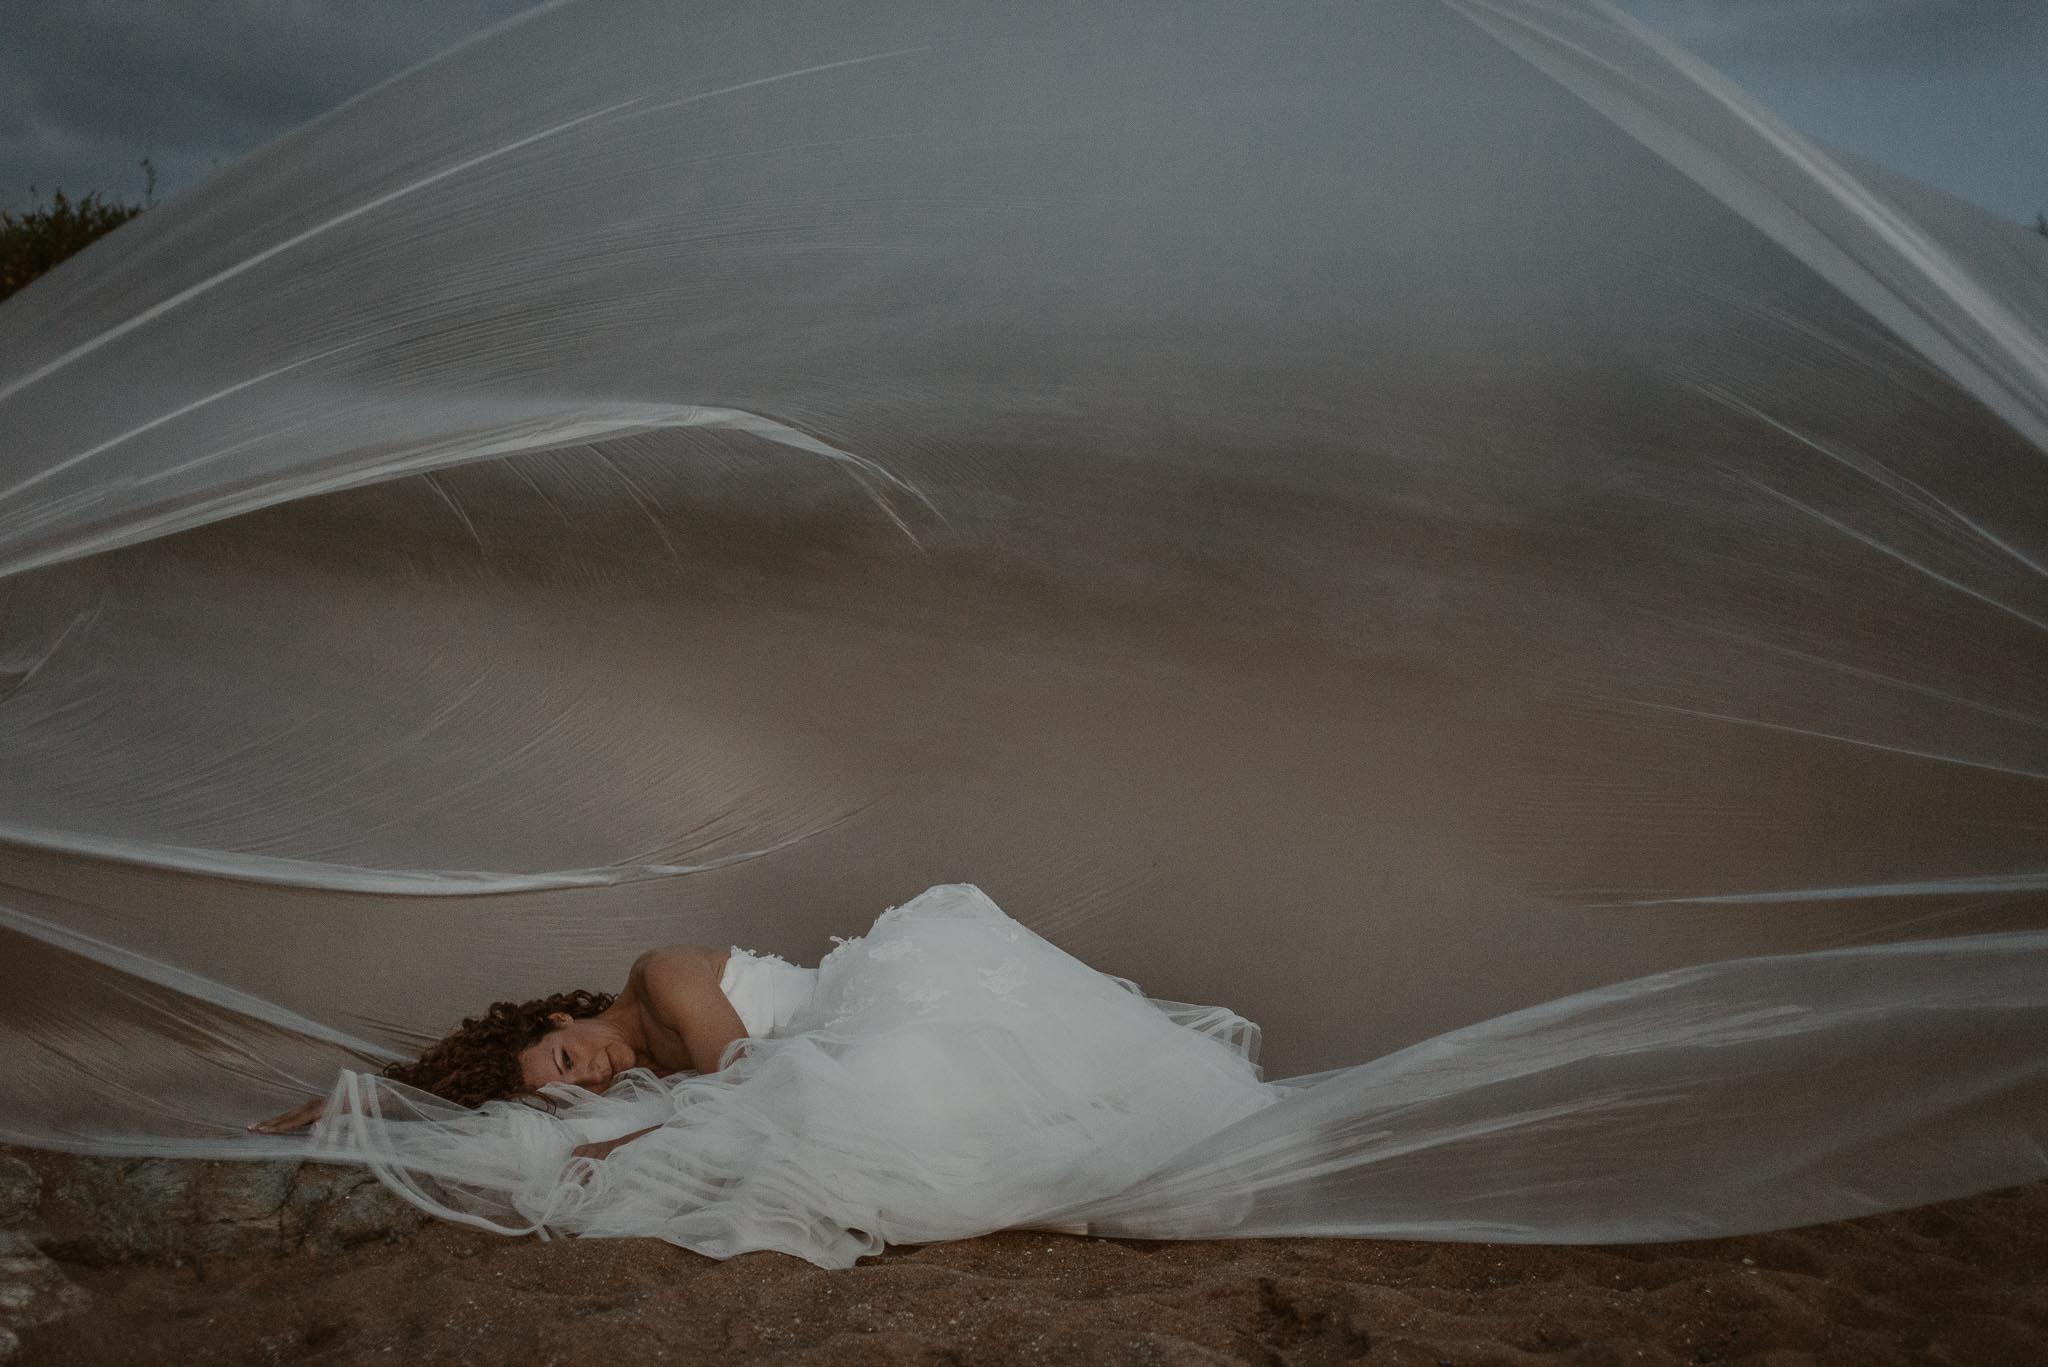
316 884 1279 1266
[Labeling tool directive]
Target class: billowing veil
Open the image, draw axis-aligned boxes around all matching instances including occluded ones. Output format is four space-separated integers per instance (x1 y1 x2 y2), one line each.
1 0 2044 1249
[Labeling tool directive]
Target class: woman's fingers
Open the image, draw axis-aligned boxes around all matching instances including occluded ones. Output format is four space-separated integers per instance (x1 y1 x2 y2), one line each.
247 1098 326 1133
567 1140 612 1185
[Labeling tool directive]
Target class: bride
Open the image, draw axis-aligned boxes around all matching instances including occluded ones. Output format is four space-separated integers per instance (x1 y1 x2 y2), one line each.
252 884 1279 1267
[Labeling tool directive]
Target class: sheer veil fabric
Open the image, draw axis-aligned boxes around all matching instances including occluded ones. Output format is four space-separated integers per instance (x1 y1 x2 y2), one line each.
318 887 2048 1266
1 0 2045 1252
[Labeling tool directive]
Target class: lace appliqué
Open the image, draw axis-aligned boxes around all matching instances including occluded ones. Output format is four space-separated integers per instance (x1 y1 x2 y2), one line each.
978 960 1027 1000
898 981 948 1013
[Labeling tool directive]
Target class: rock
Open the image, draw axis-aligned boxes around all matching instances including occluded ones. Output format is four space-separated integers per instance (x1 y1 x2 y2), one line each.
21 1152 288 1262
0 1232 89 1335
289 1166 425 1252
0 1160 36 1228
192 1160 297 1227
31 1154 192 1264
0 1147 426 1266
0 1325 19 1365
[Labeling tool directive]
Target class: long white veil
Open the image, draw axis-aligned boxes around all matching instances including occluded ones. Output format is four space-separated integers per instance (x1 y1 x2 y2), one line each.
2 0 2044 1241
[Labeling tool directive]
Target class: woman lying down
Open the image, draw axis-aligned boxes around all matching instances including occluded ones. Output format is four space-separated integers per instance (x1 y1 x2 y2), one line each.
253 884 1278 1268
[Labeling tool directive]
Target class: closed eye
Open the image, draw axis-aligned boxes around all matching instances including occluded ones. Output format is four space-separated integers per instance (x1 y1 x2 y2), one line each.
557 1048 570 1077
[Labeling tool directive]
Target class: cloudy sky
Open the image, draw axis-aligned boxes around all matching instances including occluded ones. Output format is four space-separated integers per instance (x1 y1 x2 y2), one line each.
1621 0 2044 222
2 0 2042 223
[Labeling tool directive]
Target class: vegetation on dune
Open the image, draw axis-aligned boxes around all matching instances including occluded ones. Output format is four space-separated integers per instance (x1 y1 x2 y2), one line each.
0 161 2040 309
0 162 154 304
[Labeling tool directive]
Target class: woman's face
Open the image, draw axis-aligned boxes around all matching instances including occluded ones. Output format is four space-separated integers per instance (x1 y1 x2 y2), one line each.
516 1012 631 1092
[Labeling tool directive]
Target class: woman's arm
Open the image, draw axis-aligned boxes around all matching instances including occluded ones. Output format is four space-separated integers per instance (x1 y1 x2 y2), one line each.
570 1126 659 1163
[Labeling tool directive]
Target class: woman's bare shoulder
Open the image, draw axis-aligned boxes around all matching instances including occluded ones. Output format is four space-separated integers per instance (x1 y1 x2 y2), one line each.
629 944 728 988
629 945 744 1064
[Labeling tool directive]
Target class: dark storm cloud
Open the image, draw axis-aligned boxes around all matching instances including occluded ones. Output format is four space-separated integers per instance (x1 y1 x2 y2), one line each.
3 1 2041 220
0 0 531 202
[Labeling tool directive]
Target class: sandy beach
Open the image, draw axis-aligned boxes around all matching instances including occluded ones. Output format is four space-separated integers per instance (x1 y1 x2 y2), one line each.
12 1178 2044 1366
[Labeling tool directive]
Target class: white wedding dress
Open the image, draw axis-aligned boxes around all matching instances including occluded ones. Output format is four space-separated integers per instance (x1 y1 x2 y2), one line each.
316 885 1279 1266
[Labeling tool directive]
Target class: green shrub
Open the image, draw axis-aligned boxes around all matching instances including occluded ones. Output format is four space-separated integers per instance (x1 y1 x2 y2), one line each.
1 164 154 303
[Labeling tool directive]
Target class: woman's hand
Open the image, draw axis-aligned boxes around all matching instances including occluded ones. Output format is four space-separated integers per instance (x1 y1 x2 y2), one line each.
568 1126 658 1169
248 1098 326 1134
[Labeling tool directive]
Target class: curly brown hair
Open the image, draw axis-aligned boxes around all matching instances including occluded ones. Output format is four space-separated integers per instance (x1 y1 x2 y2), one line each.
381 989 615 1108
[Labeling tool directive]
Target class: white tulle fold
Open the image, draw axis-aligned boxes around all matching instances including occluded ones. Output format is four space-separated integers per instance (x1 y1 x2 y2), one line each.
1072 928 2048 1243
